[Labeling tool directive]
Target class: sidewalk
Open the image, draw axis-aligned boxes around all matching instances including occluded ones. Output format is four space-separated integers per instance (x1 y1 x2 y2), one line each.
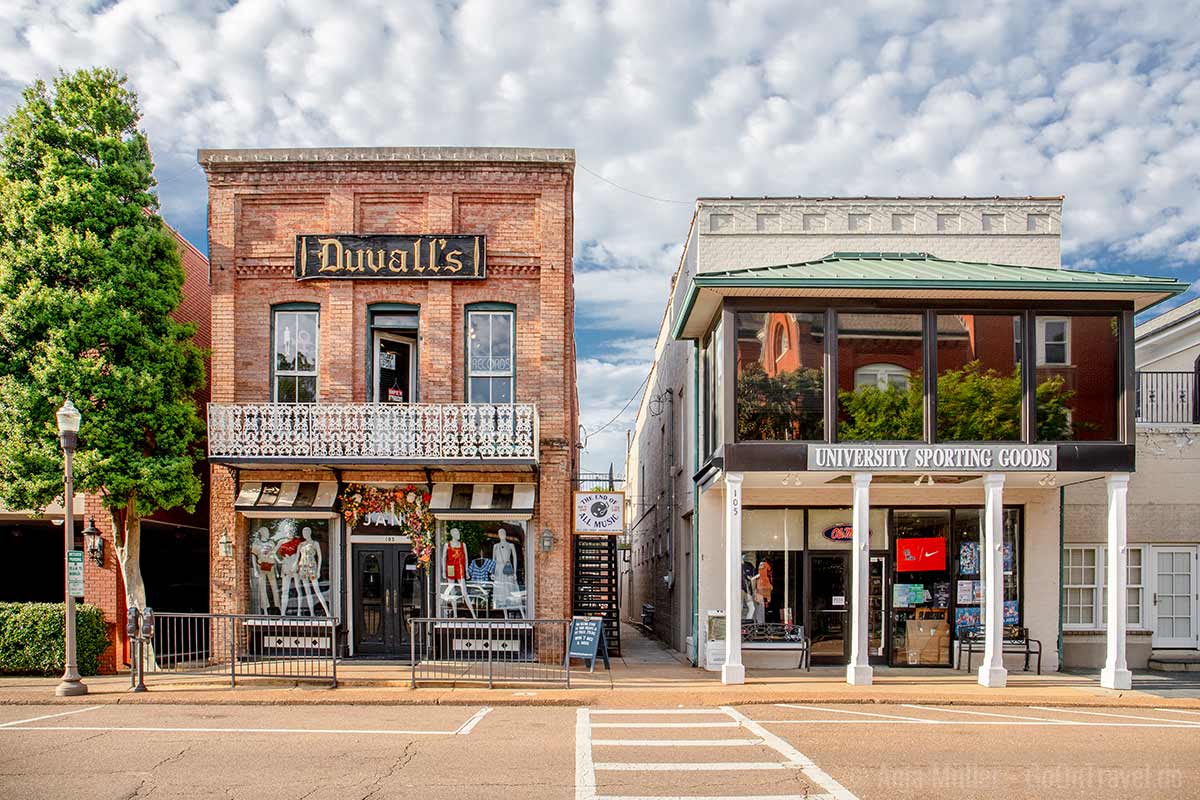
2 624 1197 709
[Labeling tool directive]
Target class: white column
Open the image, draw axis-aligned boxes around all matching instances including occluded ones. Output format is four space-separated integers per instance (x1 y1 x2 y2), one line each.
722 471 745 685
1101 473 1132 690
978 473 1008 688
847 473 873 686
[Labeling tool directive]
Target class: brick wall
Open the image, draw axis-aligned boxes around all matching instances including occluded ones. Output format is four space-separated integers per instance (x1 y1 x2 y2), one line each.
201 150 578 621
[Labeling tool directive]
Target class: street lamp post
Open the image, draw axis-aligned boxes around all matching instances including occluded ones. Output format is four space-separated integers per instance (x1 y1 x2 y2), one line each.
55 397 87 697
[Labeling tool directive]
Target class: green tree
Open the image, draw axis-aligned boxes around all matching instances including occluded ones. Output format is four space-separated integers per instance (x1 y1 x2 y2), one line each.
735 363 824 440
0 69 206 618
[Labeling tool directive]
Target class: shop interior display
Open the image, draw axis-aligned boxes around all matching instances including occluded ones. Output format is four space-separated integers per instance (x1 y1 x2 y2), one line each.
439 527 477 618
437 524 528 619
250 520 331 617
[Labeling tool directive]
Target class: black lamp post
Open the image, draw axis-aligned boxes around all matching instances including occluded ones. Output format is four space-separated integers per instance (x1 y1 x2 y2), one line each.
55 397 87 697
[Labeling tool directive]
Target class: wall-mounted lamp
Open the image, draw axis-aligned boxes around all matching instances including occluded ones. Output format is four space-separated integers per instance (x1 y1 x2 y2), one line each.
218 531 234 558
82 518 103 567
540 528 554 553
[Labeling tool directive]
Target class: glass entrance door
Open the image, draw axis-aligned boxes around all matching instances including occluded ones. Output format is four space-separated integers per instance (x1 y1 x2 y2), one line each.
808 553 849 663
375 333 415 404
1153 547 1197 648
353 544 425 657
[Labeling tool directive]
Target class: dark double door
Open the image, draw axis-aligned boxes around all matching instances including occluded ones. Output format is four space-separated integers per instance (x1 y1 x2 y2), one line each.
354 544 425 657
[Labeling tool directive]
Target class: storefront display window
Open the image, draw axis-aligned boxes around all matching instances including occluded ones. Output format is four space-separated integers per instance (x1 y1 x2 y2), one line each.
735 312 825 441
248 518 332 617
892 510 952 665
837 313 924 441
1036 313 1120 441
436 520 529 619
741 510 804 633
936 314 1022 441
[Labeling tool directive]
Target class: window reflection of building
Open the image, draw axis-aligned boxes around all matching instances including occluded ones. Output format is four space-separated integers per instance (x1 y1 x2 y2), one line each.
735 312 825 441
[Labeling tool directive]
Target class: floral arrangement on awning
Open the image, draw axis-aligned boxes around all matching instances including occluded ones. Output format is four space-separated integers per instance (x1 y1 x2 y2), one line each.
339 483 434 569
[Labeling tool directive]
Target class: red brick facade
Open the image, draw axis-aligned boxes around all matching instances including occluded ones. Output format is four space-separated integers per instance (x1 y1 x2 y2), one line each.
199 148 578 638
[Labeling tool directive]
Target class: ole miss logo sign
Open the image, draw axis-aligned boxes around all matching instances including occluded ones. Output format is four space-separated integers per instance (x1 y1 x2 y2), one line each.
823 524 854 542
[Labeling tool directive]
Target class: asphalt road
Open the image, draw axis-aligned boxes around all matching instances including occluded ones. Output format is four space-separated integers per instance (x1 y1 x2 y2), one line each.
0 701 1197 799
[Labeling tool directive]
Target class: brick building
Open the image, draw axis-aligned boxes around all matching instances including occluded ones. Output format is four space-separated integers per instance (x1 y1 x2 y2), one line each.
0 221 211 673
199 147 577 658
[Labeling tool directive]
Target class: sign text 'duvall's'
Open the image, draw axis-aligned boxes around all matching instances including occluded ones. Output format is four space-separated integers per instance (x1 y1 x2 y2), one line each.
295 234 485 280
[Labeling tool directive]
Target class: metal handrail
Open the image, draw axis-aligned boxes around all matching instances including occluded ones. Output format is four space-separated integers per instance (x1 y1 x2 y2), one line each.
408 617 571 688
1135 370 1199 424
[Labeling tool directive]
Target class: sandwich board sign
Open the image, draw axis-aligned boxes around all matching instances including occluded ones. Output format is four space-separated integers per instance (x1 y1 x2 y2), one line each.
67 550 84 598
566 616 610 672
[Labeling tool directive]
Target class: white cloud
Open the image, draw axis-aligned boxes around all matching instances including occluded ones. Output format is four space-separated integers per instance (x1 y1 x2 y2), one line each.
3 0 1200 474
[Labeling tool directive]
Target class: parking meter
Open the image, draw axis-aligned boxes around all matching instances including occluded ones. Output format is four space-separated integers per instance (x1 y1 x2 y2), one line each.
126 607 141 639
140 607 155 640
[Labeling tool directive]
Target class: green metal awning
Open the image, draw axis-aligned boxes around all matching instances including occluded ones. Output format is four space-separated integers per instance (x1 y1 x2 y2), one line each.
672 252 1189 339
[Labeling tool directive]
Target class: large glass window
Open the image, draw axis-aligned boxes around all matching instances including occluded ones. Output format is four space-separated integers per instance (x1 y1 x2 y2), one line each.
248 518 332 617
467 309 515 403
273 308 318 402
741 509 804 633
936 314 1022 441
952 508 1021 641
1064 544 1147 630
837 313 924 440
735 312 825 441
891 510 952 665
436 520 529 619
1036 314 1120 440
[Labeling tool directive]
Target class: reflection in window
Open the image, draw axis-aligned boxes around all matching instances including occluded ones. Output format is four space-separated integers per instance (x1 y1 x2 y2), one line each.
936 314 1022 441
1036 314 1119 441
273 309 318 402
837 313 923 441
468 310 515 403
735 313 824 441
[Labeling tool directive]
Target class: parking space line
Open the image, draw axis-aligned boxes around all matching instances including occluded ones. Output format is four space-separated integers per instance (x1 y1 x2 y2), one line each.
1155 707 1200 716
724 707 859 800
590 721 740 729
900 704 1069 724
595 796 835 800
591 738 763 747
0 724 465 735
776 704 931 722
590 709 730 715
0 706 102 728
1028 706 1200 725
454 706 493 735
595 762 801 771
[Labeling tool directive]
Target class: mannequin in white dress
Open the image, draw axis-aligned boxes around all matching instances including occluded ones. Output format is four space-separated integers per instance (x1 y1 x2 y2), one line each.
275 528 308 616
297 527 331 617
250 527 281 614
440 527 476 618
491 528 523 618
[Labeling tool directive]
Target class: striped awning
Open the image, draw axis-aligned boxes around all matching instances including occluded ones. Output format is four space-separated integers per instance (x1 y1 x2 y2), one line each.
428 483 535 520
235 481 339 517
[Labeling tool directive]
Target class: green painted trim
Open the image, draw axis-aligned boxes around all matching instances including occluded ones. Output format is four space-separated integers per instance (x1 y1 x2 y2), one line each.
366 303 421 402
1058 484 1065 670
691 339 701 666
463 302 517 403
269 302 320 402
693 276 1188 292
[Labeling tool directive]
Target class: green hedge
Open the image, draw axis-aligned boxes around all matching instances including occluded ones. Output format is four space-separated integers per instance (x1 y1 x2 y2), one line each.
0 602 110 676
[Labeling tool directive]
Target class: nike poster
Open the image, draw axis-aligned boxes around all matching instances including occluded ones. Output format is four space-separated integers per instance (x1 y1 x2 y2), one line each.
896 536 947 572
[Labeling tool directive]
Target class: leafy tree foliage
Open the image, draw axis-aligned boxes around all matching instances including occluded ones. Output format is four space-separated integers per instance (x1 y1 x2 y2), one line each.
735 363 824 440
0 68 205 612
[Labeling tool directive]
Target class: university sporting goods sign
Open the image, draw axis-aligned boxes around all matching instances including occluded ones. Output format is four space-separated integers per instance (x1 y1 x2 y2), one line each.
809 443 1056 472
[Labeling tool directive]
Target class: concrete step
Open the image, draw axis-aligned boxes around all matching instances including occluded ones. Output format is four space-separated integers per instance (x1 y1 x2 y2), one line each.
1147 651 1200 672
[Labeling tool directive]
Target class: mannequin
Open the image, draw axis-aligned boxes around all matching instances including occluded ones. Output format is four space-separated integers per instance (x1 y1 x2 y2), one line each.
440 528 475 618
297 527 331 617
275 528 307 616
250 527 281 614
491 528 523 618
756 560 774 606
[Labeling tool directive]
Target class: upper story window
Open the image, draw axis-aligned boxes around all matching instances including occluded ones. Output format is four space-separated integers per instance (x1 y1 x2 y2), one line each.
773 324 790 361
854 363 910 390
273 306 318 402
1036 314 1120 441
936 314 1022 442
1038 318 1070 365
467 306 515 403
736 312 825 442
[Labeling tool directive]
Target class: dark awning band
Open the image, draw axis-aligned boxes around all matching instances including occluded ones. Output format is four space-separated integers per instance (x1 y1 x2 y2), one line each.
235 481 338 516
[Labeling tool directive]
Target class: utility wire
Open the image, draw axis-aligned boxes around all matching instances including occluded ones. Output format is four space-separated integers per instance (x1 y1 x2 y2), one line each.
577 162 692 205
585 371 652 441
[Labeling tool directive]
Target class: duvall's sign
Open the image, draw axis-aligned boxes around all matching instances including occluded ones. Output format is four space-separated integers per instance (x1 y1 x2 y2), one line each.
808 443 1056 472
295 234 485 280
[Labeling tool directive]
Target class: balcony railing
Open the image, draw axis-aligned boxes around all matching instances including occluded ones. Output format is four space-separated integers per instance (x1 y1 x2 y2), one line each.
207 402 539 462
1136 371 1199 425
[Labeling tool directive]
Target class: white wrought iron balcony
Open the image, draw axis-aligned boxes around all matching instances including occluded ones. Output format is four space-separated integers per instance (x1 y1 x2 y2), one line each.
207 403 539 464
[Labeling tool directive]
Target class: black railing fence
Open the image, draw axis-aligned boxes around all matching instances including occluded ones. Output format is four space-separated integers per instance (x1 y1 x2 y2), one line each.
408 617 571 687
1136 370 1199 424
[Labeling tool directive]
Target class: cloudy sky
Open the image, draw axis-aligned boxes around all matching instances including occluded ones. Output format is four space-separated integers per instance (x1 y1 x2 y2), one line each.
3 0 1198 474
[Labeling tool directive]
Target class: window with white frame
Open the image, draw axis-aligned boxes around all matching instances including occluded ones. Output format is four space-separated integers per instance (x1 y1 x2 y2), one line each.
854 363 911 391
273 308 319 402
467 308 514 403
1037 317 1070 366
1063 545 1146 629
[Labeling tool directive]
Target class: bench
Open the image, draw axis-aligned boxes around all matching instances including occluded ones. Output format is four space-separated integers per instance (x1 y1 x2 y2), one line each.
957 625 1042 674
742 623 811 671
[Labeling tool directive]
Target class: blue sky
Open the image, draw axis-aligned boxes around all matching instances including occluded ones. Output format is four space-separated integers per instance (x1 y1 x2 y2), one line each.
2 0 1198 475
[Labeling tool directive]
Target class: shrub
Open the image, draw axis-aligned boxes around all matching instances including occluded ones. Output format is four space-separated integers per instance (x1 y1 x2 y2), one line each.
0 602 110 676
